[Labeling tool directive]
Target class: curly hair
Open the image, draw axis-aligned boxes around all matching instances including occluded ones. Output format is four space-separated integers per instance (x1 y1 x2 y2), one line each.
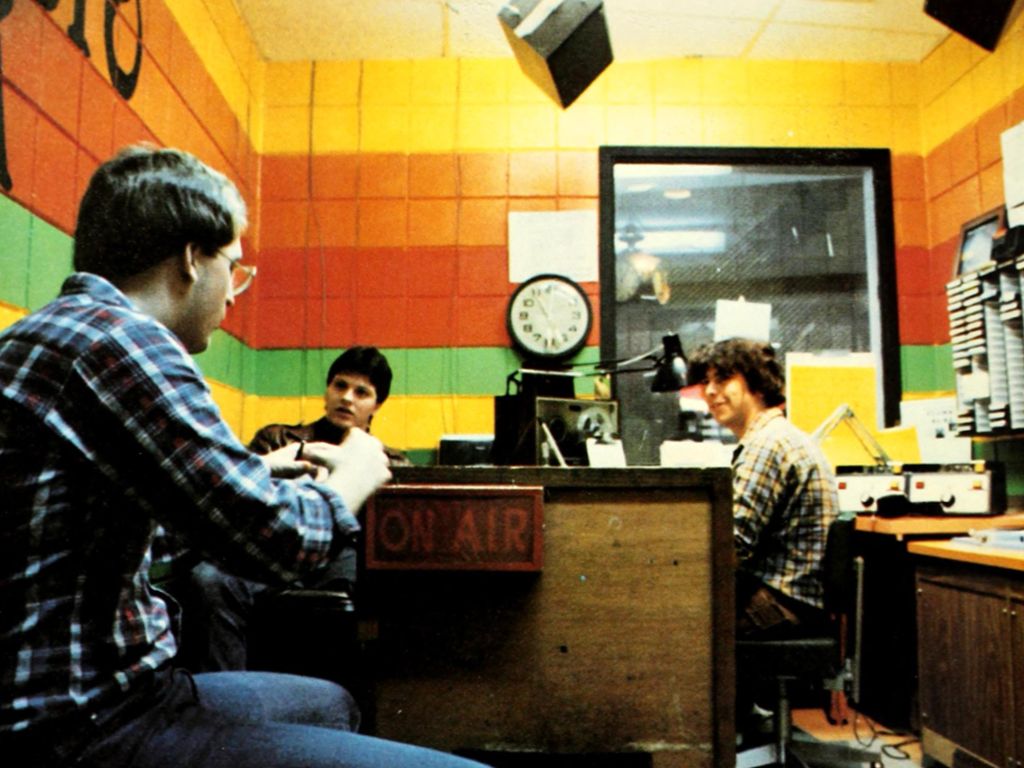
687 338 785 407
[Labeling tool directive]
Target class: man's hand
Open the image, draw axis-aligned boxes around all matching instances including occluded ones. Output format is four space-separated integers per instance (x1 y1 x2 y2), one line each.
260 443 320 478
300 429 392 511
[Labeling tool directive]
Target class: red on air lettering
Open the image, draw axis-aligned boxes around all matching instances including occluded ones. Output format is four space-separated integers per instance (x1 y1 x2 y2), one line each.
366 486 543 571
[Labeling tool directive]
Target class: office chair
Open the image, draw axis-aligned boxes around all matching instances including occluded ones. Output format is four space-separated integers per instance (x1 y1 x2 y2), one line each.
250 586 360 679
735 517 883 768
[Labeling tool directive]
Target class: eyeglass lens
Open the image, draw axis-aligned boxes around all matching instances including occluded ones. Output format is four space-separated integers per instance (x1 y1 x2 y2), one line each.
231 265 254 295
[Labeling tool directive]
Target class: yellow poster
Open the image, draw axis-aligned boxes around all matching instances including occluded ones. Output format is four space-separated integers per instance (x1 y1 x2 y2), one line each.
785 353 919 468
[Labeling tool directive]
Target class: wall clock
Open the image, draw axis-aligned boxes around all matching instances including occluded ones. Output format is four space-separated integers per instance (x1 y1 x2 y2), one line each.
506 273 592 361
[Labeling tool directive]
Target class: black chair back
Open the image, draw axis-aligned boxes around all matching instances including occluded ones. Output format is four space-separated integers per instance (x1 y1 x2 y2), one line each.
821 516 856 618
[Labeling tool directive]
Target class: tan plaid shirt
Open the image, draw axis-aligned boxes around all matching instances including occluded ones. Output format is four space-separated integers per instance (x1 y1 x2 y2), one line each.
732 407 838 609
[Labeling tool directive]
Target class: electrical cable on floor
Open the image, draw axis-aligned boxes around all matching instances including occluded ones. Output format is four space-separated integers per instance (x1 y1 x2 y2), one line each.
852 710 919 760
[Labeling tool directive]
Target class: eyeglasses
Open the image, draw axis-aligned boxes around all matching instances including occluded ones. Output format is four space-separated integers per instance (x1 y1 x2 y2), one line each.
215 251 257 296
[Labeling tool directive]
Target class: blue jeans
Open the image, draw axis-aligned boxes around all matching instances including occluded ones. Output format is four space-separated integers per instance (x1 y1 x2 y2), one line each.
73 669 489 768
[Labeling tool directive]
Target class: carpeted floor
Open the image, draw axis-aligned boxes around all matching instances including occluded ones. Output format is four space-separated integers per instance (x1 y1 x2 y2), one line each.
452 707 923 768
455 752 652 767
791 707 922 768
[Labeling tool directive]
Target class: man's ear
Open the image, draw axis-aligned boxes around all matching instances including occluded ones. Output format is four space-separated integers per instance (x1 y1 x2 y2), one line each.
179 244 200 286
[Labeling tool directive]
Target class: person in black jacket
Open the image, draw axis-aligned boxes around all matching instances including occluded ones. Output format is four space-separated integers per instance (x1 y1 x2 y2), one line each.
171 346 408 673
250 346 409 466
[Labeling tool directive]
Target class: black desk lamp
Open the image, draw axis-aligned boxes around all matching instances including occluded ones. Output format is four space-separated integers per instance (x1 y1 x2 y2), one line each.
650 334 688 392
493 334 688 466
516 333 689 394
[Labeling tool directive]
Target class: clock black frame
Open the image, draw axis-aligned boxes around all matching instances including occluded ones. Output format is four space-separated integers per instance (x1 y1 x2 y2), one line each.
506 273 593 362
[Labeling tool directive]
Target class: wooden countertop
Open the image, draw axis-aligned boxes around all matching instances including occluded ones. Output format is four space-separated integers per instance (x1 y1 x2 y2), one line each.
907 539 1024 572
855 511 1024 540
391 464 732 490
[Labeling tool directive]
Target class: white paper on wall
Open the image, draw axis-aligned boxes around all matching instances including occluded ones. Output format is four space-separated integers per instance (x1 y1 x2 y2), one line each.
1001 121 1024 228
714 298 771 342
508 210 598 283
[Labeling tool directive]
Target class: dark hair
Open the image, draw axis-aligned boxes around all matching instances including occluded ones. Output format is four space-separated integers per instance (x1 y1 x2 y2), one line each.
687 338 785 407
74 145 247 281
326 346 393 404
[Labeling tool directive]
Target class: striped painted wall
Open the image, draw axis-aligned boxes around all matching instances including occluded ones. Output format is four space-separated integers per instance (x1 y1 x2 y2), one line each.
1 0 1023 475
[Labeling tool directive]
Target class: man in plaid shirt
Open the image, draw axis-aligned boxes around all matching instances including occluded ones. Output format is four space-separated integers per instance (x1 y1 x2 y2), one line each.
0 146 485 768
689 338 838 639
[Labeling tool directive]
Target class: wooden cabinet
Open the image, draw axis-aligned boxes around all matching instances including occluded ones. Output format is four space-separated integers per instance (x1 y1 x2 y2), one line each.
915 556 1024 768
1014 593 1024 766
853 513 1024 732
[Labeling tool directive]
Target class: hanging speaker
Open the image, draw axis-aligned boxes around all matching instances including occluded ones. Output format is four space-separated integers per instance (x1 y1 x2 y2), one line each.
498 0 613 109
924 0 1024 51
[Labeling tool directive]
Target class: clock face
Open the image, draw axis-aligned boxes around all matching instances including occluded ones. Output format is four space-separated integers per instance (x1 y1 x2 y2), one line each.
507 274 592 360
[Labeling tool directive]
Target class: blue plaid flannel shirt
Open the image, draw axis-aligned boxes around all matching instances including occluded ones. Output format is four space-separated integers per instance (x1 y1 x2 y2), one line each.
0 273 357 735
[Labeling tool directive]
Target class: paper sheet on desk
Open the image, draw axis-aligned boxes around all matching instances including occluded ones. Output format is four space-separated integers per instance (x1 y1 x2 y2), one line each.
659 440 732 467
953 528 1024 550
814 423 920 467
586 438 626 467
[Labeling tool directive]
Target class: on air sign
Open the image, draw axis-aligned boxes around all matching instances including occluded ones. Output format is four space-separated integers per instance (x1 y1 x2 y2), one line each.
366 485 543 571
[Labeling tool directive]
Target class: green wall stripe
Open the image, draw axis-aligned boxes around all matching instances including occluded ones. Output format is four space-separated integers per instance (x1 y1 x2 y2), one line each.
204 344 602 398
27 218 73 311
405 448 437 466
194 329 249 387
212 343 952 400
0 194 33 308
0 195 74 311
900 344 954 393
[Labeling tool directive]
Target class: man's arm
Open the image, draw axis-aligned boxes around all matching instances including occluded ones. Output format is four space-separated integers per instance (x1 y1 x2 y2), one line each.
70 321 377 585
731 436 786 564
248 423 307 456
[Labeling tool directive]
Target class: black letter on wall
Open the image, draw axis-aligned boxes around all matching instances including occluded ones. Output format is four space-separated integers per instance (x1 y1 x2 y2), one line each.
0 0 14 191
105 0 142 100
67 0 91 57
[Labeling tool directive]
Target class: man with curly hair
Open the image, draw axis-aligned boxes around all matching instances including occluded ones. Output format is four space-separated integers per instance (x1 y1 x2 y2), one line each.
688 338 838 640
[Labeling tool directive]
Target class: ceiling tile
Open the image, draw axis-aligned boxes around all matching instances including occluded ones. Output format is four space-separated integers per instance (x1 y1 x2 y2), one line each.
775 0 951 35
606 13 765 59
237 0 446 60
750 22 944 61
235 0 952 64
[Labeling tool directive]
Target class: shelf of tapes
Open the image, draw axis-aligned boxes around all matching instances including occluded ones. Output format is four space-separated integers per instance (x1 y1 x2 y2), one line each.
946 255 1024 434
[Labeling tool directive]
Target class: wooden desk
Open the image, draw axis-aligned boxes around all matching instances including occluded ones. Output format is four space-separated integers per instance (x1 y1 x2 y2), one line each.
908 539 1024 571
856 512 1024 541
850 512 1023 730
911 538 1024 768
361 466 735 768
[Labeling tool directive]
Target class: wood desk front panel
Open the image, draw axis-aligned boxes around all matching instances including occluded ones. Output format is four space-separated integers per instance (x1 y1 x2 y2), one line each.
852 511 1024 730
912 545 1024 767
362 468 734 768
